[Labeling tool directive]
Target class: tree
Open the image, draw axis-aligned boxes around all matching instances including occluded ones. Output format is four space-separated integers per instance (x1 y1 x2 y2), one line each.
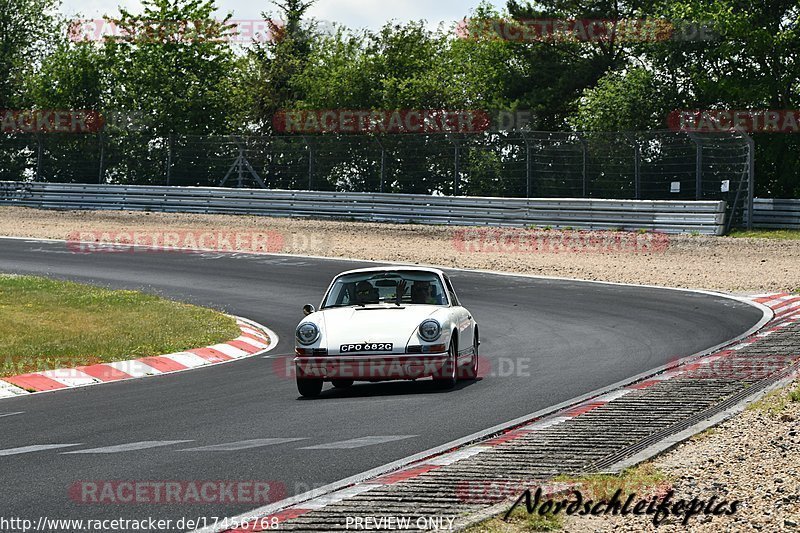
0 0 61 107
27 42 104 109
572 67 679 131
102 0 241 135
246 0 317 132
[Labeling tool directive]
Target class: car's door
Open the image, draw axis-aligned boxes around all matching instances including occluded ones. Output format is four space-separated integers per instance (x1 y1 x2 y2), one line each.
443 275 474 360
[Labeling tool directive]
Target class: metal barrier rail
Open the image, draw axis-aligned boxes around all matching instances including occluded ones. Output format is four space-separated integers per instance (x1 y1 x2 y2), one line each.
752 198 800 229
0 181 728 235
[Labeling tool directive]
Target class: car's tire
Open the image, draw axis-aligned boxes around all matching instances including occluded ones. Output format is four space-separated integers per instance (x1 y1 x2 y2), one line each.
463 332 479 380
433 339 457 390
297 378 323 398
331 379 354 389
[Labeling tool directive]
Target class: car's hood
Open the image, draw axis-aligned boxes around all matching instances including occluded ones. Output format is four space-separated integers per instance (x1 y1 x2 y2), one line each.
317 305 446 354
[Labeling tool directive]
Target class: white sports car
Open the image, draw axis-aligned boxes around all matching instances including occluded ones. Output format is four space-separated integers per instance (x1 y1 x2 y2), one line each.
293 266 479 397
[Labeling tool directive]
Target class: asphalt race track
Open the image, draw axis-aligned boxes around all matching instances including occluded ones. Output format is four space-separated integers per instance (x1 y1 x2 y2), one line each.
0 237 764 528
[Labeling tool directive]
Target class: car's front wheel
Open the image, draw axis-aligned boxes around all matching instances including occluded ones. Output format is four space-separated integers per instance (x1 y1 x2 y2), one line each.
297 378 323 398
433 340 457 390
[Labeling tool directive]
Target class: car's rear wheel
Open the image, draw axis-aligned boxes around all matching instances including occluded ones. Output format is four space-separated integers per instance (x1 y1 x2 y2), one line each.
297 378 323 398
332 379 354 389
433 340 457 390
463 332 479 380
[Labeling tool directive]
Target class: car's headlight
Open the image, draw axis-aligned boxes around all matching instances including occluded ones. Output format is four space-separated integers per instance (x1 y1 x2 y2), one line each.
296 323 320 345
418 319 442 342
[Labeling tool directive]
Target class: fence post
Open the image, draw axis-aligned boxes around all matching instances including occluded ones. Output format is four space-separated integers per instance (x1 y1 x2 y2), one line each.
623 133 641 199
237 144 245 188
746 134 755 230
453 137 461 196
576 134 588 198
98 132 105 184
380 147 386 193
303 136 314 190
521 132 532 198
166 133 173 186
688 132 703 200
374 136 386 193
35 133 43 181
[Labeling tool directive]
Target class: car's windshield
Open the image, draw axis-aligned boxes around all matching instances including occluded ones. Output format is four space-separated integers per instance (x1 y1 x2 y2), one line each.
322 271 448 308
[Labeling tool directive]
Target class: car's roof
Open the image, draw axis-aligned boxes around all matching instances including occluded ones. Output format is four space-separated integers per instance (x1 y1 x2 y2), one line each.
335 266 446 277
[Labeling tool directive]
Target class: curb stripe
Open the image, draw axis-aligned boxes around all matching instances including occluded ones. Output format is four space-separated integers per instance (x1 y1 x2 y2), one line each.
227 340 262 354
208 344 250 359
3 374 67 391
562 402 605 417
483 429 532 446
106 360 162 378
0 381 29 397
40 369 98 388
78 364 133 382
0 318 274 398
188 347 233 363
372 464 441 484
161 352 210 369
137 356 188 373
236 335 269 349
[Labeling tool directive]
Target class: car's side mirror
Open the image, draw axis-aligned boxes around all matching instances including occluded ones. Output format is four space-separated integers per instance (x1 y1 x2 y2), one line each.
303 304 316 316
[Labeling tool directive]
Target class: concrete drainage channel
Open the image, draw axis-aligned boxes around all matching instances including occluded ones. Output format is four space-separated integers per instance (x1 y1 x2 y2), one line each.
214 294 800 533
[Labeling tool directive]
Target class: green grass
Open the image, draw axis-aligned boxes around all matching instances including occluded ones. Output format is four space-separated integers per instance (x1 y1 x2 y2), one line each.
553 463 670 501
729 229 800 240
465 506 564 532
0 275 240 376
747 383 800 416
790 386 800 403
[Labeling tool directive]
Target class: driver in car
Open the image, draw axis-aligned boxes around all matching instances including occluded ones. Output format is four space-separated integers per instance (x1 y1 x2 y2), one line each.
411 280 439 304
394 279 440 305
356 281 379 304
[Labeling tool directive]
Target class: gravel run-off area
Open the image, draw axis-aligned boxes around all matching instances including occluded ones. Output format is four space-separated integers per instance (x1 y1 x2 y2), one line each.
0 206 798 532
0 206 798 293
562 382 800 532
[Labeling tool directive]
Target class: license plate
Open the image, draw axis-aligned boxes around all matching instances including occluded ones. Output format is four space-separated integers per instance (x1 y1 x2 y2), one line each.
340 343 393 353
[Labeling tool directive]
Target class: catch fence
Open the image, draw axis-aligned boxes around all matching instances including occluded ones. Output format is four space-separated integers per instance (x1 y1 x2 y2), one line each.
0 130 754 230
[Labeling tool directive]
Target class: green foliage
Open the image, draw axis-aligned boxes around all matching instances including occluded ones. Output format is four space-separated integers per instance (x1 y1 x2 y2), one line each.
27 42 104 109
0 0 61 107
6 0 800 195
102 0 242 135
246 0 319 132
572 68 679 131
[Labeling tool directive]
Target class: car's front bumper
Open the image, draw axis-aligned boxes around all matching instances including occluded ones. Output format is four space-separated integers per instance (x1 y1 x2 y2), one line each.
294 353 451 381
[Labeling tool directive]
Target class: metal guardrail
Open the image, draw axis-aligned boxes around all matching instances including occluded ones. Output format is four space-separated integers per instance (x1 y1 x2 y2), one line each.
752 198 800 229
0 182 728 235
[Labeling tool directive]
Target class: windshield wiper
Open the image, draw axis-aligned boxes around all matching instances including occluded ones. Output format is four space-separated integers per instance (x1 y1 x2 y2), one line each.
323 303 364 309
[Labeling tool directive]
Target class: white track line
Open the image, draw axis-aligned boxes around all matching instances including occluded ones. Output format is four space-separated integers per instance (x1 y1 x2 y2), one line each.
62 440 193 454
178 438 307 452
0 444 82 456
300 436 417 450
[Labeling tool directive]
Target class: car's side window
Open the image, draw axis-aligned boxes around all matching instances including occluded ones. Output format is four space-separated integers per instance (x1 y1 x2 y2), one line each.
443 276 460 306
